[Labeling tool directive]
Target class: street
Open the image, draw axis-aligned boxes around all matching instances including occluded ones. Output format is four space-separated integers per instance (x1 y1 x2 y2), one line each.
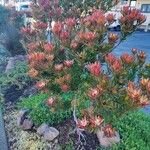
114 31 150 61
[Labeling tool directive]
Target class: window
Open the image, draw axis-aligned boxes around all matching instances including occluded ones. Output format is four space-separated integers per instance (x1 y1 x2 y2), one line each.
141 4 150 13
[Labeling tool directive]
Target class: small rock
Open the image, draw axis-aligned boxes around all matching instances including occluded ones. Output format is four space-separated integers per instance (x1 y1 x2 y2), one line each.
96 130 120 148
37 123 49 136
5 57 15 73
22 119 33 130
17 109 29 126
23 86 38 98
43 127 59 142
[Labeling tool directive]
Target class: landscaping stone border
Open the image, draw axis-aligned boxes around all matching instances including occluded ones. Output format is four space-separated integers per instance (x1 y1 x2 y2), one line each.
0 109 8 150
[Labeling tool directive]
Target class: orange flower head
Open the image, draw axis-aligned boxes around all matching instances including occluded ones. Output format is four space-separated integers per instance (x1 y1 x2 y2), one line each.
138 51 146 62
111 59 122 73
52 21 63 34
140 78 149 87
105 53 116 64
54 64 64 72
71 40 78 49
61 84 70 92
60 31 70 40
77 117 89 129
28 52 45 62
146 81 150 93
84 32 96 41
35 81 47 89
121 53 134 64
88 62 101 77
46 54 54 62
43 43 55 52
88 87 101 100
90 116 104 127
64 60 74 68
108 33 119 43
28 68 38 78
33 21 48 29
140 95 149 106
65 18 76 27
46 97 55 106
27 42 38 51
103 124 116 138
106 13 115 24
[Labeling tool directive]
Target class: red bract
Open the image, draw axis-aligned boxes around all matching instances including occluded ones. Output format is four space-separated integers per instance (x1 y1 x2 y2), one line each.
33 22 48 29
28 52 45 61
92 10 106 25
60 31 70 40
105 53 116 64
84 32 96 41
65 18 76 27
27 42 38 51
61 84 70 92
103 124 116 138
127 82 142 101
43 43 55 53
54 64 64 72
52 22 63 34
35 81 47 89
46 97 55 106
140 78 149 87
28 68 38 78
108 33 118 43
121 53 134 64
46 54 54 62
64 60 74 68
106 13 115 24
139 95 149 106
88 62 101 77
111 59 122 73
90 116 104 128
88 87 101 100
71 40 78 49
21 27 36 36
138 51 146 62
146 81 150 93
77 117 89 129
122 6 131 15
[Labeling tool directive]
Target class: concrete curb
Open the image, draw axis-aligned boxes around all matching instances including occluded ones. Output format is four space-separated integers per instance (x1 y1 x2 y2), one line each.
0 109 8 150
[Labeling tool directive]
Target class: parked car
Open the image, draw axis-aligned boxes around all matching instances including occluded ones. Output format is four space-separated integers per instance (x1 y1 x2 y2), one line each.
15 2 31 12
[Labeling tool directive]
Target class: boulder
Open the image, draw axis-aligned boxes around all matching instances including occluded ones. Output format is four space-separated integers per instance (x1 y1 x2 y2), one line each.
23 86 38 98
37 123 49 136
5 55 27 73
22 119 33 130
17 109 29 126
96 130 120 148
43 127 59 142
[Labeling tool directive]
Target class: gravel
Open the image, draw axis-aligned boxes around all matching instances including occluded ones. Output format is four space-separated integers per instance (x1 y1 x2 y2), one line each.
3 104 60 150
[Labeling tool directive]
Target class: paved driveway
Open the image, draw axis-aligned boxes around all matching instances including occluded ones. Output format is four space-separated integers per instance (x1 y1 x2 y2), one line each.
113 31 150 61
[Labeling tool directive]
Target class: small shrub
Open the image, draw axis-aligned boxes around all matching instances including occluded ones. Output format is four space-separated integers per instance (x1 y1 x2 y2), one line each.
111 111 150 150
0 61 29 93
18 93 73 126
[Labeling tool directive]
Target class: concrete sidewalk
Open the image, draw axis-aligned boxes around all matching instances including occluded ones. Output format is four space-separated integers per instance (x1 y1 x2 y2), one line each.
0 109 8 150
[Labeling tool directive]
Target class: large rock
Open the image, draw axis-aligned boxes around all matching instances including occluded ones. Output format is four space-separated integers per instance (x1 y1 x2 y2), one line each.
22 119 33 130
96 130 120 148
43 127 59 142
23 86 38 98
5 55 27 73
17 109 29 126
37 123 49 136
